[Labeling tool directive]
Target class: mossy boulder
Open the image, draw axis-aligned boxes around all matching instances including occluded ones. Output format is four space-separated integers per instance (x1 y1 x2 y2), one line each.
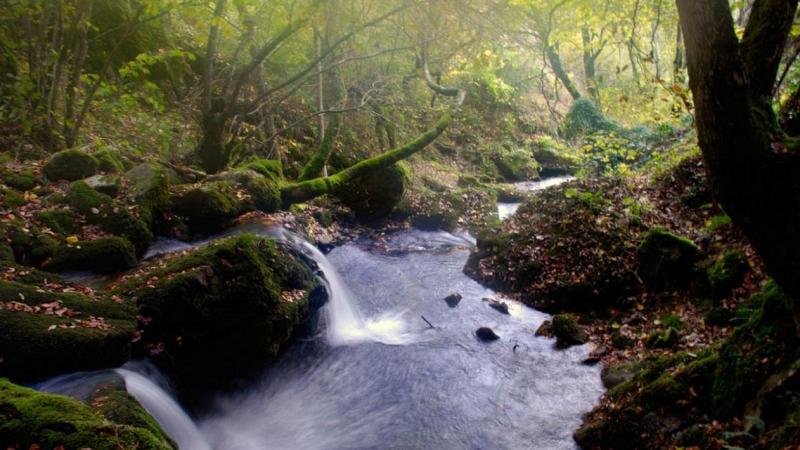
125 162 175 230
0 186 25 209
493 149 540 181
550 313 589 347
171 180 242 235
215 169 280 213
94 147 129 173
67 181 153 257
707 249 749 299
0 379 173 449
114 234 325 396
0 220 59 267
43 149 99 181
1 168 36 191
0 279 136 382
646 327 680 349
336 162 408 221
35 209 80 235
404 190 466 231
637 228 700 291
84 174 121 197
240 158 283 182
530 135 576 176
43 237 137 274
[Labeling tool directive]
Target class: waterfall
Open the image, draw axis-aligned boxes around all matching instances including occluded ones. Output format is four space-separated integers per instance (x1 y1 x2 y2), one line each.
279 230 415 346
116 362 211 450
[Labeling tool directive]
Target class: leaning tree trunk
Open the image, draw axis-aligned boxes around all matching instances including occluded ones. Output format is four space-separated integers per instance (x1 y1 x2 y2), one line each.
546 44 581 101
676 0 800 299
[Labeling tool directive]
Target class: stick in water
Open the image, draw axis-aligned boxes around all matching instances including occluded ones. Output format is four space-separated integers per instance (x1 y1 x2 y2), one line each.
421 315 435 328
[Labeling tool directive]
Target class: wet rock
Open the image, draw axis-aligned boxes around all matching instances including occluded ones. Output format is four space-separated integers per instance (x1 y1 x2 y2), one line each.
444 293 462 307
551 313 589 348
582 346 608 365
493 149 540 181
476 327 500 341
336 162 408 221
170 180 241 235
601 364 636 389
43 237 138 274
485 297 510 314
535 320 552 337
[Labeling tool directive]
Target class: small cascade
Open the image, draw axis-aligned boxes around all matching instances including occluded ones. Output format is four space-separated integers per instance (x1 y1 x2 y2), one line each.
116 362 211 450
278 229 416 346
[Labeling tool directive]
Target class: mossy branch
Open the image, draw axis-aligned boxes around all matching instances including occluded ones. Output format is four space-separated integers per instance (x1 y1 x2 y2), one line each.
280 110 453 206
297 115 341 182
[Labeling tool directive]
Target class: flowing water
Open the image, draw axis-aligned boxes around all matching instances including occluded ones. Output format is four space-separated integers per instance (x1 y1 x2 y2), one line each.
497 175 575 220
39 220 603 449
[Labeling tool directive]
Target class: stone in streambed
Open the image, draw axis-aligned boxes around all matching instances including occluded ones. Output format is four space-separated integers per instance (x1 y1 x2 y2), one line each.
536 314 589 348
484 297 510 314
444 293 462 307
476 327 500 341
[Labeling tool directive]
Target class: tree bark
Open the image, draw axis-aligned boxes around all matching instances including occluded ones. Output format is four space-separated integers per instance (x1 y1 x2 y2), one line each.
673 21 685 83
582 28 600 102
676 0 800 298
546 44 581 101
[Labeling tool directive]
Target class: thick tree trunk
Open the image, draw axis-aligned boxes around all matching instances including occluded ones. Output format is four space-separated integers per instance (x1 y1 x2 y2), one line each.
673 22 685 83
197 107 230 174
582 28 600 102
676 0 800 298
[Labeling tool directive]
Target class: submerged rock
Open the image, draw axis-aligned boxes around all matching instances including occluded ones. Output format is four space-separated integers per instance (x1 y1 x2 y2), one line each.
476 327 500 341
114 234 325 397
0 378 174 449
444 293 462 307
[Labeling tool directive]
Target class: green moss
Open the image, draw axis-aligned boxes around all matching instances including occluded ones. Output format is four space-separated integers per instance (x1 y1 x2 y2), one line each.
0 185 25 208
0 379 172 449
336 162 408 221
241 158 283 182
551 313 589 347
94 147 128 173
493 149 540 181
1 168 36 191
67 181 153 256
171 180 241 235
90 379 175 447
646 326 680 349
43 237 137 274
563 98 619 139
84 174 121 197
707 249 749 298
0 280 135 382
637 227 700 290
43 149 99 181
35 209 80 235
1 220 58 266
115 234 321 395
218 169 280 213
313 209 334 227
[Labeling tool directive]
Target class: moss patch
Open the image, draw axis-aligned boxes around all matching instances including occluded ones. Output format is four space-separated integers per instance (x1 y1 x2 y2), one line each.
43 237 137 274
43 149 99 181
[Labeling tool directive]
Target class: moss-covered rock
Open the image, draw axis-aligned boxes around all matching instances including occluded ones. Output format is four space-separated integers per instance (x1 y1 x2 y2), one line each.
645 326 680 349
43 149 99 181
402 189 466 231
35 209 80 236
171 180 242 235
240 158 283 182
0 220 59 267
0 379 173 449
550 313 589 347
125 162 175 232
94 147 129 173
1 168 36 191
637 227 700 291
530 135 576 176
43 237 137 274
114 234 325 396
215 169 280 213
0 279 136 382
707 249 749 299
0 185 25 209
67 181 153 257
493 149 540 181
336 162 408 221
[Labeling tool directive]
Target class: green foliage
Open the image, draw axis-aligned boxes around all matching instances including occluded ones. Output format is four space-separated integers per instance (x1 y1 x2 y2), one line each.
563 98 619 139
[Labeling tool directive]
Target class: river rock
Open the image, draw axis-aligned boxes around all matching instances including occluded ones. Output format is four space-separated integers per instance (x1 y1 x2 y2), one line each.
113 234 325 397
43 148 98 181
551 314 589 348
476 327 500 341
444 293 462 307
485 297 510 314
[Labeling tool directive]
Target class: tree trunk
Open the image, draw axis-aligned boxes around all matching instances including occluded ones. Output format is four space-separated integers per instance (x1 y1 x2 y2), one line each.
581 28 599 102
673 22 685 83
676 0 800 298
546 44 581 101
197 104 231 174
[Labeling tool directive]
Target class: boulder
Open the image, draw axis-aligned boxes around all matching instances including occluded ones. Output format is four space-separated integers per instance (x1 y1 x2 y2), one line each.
43 237 137 274
35 209 80 235
646 327 680 349
637 227 700 291
215 168 280 213
337 162 408 221
476 327 500 341
1 168 36 191
0 379 173 449
240 158 283 182
0 279 136 382
114 234 325 396
0 219 59 267
171 180 241 235
43 148 98 181
94 147 129 173
493 149 540 181
532 147 576 177
444 293 462 308
125 162 174 226
551 313 589 348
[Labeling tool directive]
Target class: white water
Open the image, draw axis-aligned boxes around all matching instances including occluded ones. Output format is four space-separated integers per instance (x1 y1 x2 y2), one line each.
116 363 212 450
281 229 417 346
497 175 575 221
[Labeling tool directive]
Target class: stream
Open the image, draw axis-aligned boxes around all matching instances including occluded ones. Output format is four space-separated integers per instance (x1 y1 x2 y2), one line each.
39 175 603 450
